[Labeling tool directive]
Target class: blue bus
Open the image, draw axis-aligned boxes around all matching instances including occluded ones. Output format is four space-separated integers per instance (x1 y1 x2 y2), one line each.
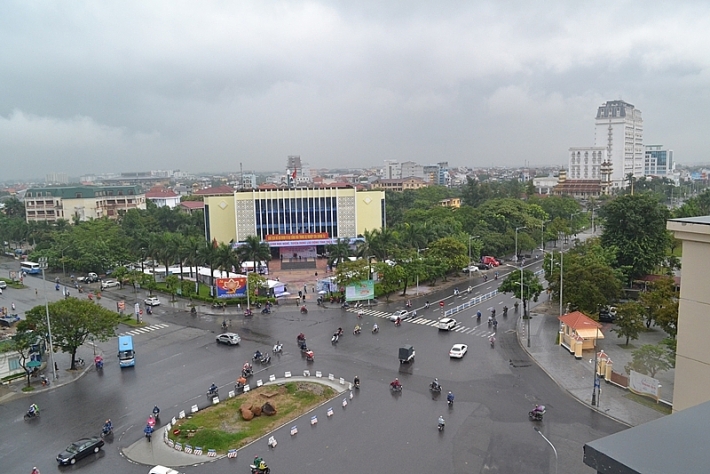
118 335 135 368
20 261 41 275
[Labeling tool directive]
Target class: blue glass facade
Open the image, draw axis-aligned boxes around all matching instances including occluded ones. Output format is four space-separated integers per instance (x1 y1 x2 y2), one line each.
254 197 338 238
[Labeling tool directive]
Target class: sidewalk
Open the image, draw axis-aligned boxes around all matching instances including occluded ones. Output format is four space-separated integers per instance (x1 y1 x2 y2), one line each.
519 301 671 427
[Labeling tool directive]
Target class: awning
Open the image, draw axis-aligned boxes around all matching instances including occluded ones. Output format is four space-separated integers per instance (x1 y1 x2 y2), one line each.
27 360 42 368
576 328 605 339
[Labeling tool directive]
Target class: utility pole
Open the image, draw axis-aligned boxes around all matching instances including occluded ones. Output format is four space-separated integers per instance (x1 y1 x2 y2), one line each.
38 257 57 380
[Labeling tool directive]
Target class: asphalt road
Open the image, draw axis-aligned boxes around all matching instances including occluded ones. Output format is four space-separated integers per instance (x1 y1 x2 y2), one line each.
1 259 625 473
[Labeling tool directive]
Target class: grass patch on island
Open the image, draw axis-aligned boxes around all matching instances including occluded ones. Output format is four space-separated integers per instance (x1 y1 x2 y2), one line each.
168 382 335 452
624 392 672 415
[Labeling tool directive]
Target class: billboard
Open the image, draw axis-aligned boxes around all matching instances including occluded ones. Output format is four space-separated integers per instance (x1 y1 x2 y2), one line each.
628 370 660 402
345 280 374 302
216 277 247 299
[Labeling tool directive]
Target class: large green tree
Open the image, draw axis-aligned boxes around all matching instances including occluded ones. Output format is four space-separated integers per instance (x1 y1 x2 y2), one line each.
638 277 678 330
498 269 544 318
625 344 675 378
612 301 646 346
237 235 272 271
25 299 120 370
599 194 671 282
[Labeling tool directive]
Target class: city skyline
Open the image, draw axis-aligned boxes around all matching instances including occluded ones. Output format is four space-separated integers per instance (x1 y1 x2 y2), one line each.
2 1 709 180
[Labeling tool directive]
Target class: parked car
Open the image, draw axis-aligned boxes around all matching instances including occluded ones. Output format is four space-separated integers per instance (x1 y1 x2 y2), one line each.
149 466 181 474
437 318 458 330
56 437 104 465
0 280 7 289
216 332 241 345
462 266 479 273
449 343 468 358
599 306 617 323
389 309 411 321
78 272 99 283
144 296 161 306
101 279 120 289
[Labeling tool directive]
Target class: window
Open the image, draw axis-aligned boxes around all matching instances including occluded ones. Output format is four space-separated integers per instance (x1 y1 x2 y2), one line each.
9 357 20 371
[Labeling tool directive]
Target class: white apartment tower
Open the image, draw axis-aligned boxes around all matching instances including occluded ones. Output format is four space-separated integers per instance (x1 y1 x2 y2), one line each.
594 100 644 188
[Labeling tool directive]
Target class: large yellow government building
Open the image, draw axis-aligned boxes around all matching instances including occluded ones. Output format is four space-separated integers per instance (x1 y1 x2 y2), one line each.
204 186 385 258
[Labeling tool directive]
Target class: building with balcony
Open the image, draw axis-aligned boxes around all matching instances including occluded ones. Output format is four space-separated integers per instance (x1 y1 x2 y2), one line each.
145 187 181 209
23 185 145 223
371 177 428 192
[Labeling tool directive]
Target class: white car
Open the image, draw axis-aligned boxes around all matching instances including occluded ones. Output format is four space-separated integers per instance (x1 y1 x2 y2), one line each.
144 296 161 306
389 310 411 321
449 343 468 358
101 279 120 289
437 318 457 330
149 466 181 474
462 265 479 273
216 332 241 345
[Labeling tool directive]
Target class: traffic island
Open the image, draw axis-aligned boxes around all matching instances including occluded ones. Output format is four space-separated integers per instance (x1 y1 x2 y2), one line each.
168 382 335 452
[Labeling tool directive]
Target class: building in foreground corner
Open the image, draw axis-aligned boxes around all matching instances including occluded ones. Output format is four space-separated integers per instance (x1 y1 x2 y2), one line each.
204 187 385 259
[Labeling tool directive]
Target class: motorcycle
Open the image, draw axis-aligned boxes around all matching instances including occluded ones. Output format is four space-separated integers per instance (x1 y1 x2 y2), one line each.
300 306 308 314
297 334 306 345
353 326 361 335
438 418 445 432
144 425 153 442
372 325 379 334
261 307 271 314
244 309 253 317
489 336 495 348
212 302 226 309
146 306 153 315
242 367 253 378
390 384 403 393
273 343 283 354
331 333 339 344
430 382 442 393
190 306 197 316
152 406 161 421
353 379 360 389
207 387 219 398
147 415 156 429
394 318 401 327
24 410 39 420
502 306 508 317
94 356 104 370
529 405 546 421
341 302 349 309
101 425 113 438
250 465 271 474
260 352 271 364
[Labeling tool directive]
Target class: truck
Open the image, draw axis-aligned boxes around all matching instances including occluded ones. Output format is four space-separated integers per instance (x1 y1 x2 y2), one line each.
399 344 415 364
118 335 135 368
78 272 99 283
481 256 500 268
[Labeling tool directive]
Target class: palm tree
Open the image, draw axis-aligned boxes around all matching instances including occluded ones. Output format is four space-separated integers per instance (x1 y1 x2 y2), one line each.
236 235 272 273
198 240 220 287
215 243 240 278
326 238 352 267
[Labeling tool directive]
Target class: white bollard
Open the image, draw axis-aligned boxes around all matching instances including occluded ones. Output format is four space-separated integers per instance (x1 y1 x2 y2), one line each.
342 398 348 407
328 374 334 380
212 396 220 405
311 415 318 425
268 436 277 447
228 390 235 398
269 374 276 382
290 425 298 436
284 371 292 378
339 377 345 385
244 384 251 393
303 370 310 377
315 371 322 378
256 379 263 387
327 407 334 417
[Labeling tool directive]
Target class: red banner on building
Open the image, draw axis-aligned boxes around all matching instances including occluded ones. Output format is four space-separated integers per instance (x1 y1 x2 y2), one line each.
265 232 329 242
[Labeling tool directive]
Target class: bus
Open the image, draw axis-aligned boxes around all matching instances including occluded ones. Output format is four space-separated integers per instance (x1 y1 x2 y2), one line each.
118 335 135 368
20 261 41 275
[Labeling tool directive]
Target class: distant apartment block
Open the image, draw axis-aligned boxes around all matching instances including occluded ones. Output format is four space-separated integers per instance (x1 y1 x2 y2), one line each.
371 177 428 192
645 145 674 177
24 185 145 223
45 172 69 185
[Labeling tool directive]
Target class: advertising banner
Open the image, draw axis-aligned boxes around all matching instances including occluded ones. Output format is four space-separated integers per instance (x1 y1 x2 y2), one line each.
345 280 374 301
628 370 660 401
216 277 247 299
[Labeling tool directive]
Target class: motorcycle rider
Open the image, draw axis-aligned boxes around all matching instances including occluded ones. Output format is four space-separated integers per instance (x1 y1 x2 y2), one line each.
31 467 40 474
243 362 253 374
337 327 343 336
395 317 401 326
503 306 508 316
431 378 441 391
476 310 482 321
372 323 379 333
254 350 262 360
489 335 496 347
144 424 154 441
253 456 263 469
390 378 402 390
438 415 445 428
353 325 361 334
28 403 39 417
447 391 454 404
353 375 360 388
153 405 160 418
209 383 218 395
103 419 113 434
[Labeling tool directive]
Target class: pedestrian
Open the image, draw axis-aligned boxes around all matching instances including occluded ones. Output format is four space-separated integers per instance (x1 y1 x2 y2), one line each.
35 288 38 297
54 361 59 374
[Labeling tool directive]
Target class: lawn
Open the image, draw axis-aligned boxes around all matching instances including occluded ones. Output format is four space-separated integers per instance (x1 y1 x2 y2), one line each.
168 381 336 452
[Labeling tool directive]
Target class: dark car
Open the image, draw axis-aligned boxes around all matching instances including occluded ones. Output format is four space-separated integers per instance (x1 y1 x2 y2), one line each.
57 437 104 465
599 306 617 323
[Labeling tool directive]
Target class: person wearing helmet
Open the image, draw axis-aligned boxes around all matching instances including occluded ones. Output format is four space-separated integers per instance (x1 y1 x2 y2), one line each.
447 391 454 404
390 378 401 389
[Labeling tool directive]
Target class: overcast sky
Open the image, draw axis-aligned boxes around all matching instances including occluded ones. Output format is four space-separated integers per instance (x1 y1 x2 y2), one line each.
2 1 709 181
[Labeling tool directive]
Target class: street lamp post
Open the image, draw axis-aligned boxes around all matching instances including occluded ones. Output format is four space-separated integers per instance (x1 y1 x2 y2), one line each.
468 235 480 279
416 247 428 296
515 226 527 265
534 427 558 474
38 257 57 380
60 246 69 278
591 325 600 406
